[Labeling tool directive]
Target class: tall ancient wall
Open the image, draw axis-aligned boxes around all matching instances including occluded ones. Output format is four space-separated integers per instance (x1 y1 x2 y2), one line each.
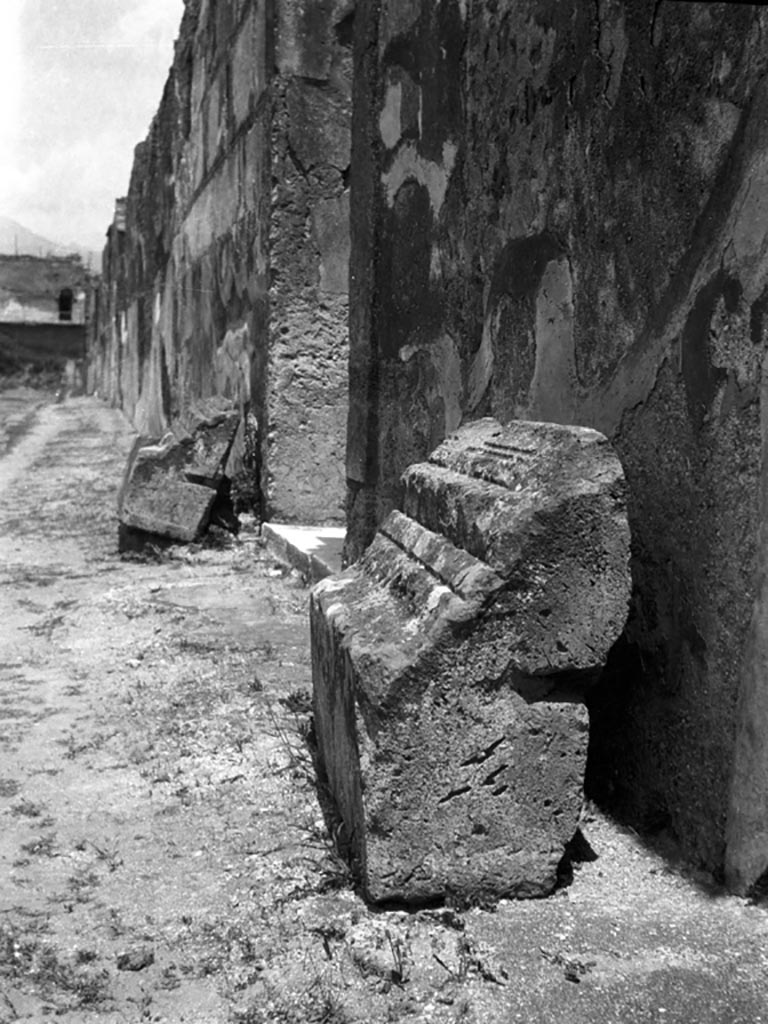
347 0 768 885
88 0 351 524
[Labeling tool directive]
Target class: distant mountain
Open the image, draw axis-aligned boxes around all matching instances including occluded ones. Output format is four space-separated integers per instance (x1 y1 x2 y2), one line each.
0 217 101 272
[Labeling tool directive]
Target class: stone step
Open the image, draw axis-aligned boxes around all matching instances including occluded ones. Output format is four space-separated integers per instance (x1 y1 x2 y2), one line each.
262 522 345 582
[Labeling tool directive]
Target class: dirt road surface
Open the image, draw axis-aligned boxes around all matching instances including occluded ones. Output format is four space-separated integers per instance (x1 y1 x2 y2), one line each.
1 390 768 1023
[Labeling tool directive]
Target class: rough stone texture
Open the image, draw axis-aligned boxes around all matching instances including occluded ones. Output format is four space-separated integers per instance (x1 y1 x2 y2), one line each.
266 1 352 523
174 399 242 487
118 399 238 545
346 0 768 888
88 0 350 524
312 418 630 904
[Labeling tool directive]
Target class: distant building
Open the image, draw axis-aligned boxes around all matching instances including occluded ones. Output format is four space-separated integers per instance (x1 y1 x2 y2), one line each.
0 253 90 324
0 254 92 380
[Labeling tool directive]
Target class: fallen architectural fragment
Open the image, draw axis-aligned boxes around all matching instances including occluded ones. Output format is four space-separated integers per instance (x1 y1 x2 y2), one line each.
118 398 239 548
311 418 631 905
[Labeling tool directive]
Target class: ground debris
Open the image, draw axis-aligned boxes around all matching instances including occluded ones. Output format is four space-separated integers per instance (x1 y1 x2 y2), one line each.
118 397 240 549
116 945 155 971
539 946 597 983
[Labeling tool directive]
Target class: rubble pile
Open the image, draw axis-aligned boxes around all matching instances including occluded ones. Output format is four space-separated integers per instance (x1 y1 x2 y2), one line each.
117 398 240 550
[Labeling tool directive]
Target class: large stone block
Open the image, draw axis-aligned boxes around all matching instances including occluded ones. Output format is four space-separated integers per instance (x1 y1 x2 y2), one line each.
118 398 239 545
311 418 631 904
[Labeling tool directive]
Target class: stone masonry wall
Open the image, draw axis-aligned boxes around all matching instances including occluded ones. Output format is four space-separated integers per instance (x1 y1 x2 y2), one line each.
88 0 350 524
347 0 768 883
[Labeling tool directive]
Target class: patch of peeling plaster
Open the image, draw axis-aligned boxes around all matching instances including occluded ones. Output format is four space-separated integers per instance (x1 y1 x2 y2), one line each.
400 334 464 435
598 0 628 108
379 0 422 54
431 334 463 433
429 245 441 280
528 258 575 423
468 301 495 411
379 82 402 149
382 141 458 215
215 322 252 406
727 150 768 299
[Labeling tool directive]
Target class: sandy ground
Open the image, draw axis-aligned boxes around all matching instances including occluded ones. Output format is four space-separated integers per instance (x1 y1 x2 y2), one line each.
1 389 768 1024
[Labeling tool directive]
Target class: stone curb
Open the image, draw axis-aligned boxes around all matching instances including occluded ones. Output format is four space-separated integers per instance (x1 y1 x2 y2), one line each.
261 522 345 582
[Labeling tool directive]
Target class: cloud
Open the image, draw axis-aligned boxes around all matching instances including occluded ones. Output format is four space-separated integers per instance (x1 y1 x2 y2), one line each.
113 0 184 50
3 0 185 247
1 131 133 248
0 1 24 156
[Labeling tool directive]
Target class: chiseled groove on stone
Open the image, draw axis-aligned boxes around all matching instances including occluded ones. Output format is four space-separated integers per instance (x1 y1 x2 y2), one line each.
401 462 535 569
481 440 537 457
378 509 505 603
427 420 619 499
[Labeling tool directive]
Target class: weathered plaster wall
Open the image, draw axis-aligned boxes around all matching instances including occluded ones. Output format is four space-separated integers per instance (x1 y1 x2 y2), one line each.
88 202 127 408
347 0 768 883
89 0 350 523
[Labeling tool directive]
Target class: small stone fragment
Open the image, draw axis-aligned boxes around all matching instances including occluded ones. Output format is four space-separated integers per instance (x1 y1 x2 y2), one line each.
116 945 155 971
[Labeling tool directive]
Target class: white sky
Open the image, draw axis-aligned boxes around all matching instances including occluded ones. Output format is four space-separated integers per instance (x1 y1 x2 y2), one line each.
0 0 185 251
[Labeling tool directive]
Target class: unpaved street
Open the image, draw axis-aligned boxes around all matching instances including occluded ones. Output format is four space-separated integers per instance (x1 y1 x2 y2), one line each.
2 392 768 1024
0 391 335 1021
